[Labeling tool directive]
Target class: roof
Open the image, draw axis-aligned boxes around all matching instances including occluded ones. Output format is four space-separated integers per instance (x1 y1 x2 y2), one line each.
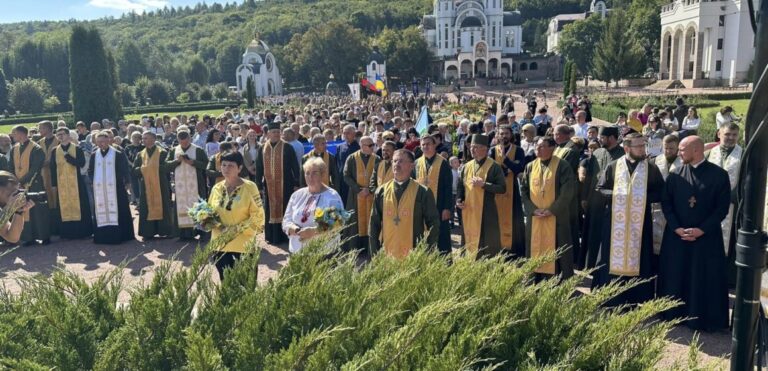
552 13 587 31
421 15 435 30
369 47 386 63
246 39 270 55
460 16 482 28
503 11 523 26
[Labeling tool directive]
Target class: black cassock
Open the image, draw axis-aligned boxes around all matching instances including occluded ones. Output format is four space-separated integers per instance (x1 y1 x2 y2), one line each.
658 161 731 331
88 149 135 245
591 158 664 307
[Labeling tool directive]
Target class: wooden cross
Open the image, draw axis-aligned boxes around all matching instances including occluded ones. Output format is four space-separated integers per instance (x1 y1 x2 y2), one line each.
688 196 697 208
393 215 401 226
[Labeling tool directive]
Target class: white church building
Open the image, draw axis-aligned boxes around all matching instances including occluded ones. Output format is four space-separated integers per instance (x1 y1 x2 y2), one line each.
659 0 754 87
235 38 283 96
546 1 609 54
420 0 524 79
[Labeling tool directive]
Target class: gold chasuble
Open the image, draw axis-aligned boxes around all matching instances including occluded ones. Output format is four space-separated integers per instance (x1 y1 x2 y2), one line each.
55 145 81 222
264 141 285 223
313 151 331 185
354 152 375 236
608 158 648 277
416 155 444 200
13 143 34 221
494 144 517 249
377 161 394 187
463 158 493 256
38 137 60 208
139 148 164 221
529 157 560 274
381 180 419 259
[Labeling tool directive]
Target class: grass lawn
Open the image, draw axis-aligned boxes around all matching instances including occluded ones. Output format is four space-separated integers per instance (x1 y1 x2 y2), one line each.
696 98 751 142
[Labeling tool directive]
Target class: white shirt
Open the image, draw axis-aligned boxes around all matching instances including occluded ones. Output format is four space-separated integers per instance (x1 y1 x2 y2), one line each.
282 187 344 253
691 158 706 168
682 117 700 131
571 122 590 139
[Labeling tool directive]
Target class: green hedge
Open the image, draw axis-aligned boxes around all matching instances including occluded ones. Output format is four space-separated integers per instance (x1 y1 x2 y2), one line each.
0 236 689 369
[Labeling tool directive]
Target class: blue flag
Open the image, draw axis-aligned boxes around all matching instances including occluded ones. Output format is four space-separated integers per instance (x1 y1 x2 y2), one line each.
302 140 344 155
415 106 429 136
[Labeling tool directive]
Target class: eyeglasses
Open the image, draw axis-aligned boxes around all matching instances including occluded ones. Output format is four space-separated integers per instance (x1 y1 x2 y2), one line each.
363 144 374 148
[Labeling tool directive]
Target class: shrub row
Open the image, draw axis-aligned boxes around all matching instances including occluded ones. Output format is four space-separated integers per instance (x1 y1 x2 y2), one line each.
0 237 688 369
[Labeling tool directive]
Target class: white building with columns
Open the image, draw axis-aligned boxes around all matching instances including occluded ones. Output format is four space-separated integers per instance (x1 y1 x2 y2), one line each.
235 38 283 96
659 0 754 87
420 0 523 79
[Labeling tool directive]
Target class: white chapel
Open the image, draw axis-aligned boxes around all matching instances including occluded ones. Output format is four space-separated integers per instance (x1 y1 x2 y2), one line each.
235 38 283 96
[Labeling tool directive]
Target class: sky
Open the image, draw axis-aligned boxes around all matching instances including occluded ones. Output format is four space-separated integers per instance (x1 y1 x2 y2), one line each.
0 0 214 24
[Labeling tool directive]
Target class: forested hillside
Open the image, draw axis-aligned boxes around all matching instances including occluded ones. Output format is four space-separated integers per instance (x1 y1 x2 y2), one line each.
0 0 660 114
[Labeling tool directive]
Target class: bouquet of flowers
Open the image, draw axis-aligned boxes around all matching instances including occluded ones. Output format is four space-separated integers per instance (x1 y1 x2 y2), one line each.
314 206 351 232
188 198 221 232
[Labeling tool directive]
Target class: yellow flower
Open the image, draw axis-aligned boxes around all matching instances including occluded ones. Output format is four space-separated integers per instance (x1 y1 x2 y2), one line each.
315 208 324 219
198 211 209 220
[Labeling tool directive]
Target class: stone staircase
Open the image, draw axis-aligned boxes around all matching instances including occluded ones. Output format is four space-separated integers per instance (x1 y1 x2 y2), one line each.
646 79 686 90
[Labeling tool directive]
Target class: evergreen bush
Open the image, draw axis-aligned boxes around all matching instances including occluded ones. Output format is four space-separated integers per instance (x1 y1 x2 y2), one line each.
0 236 686 369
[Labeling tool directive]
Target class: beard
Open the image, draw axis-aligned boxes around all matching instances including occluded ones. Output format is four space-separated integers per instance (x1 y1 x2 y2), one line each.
628 152 646 161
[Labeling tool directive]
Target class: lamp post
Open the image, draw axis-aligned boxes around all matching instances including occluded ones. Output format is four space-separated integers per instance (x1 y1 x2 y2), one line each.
731 0 768 369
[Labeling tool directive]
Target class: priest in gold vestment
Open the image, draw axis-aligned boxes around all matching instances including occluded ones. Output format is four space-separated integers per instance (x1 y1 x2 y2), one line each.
133 131 176 240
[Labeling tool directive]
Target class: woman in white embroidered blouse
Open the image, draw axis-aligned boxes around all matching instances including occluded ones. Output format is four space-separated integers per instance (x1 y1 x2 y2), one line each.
282 157 344 253
681 106 701 137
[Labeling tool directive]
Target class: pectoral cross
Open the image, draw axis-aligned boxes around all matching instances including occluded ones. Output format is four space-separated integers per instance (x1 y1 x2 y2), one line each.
393 215 401 226
688 196 697 208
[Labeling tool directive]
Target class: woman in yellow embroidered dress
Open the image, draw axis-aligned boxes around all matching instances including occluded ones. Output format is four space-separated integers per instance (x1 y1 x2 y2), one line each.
208 150 265 279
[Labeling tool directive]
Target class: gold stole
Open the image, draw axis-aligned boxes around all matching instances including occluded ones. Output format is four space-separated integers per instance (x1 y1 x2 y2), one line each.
377 160 393 187
494 144 517 249
415 155 444 200
13 143 34 222
609 158 648 277
55 145 81 222
311 151 331 185
529 157 560 274
264 141 285 223
139 147 164 221
38 137 60 208
381 180 419 259
354 152 375 236
707 145 742 253
553 145 568 160
463 158 492 256
214 155 224 184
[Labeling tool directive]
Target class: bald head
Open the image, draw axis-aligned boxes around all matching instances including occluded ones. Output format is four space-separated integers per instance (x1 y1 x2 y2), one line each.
679 136 705 164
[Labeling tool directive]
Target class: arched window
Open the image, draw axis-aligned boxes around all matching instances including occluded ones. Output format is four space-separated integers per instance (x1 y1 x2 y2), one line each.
505 30 515 48
520 63 528 71
530 62 538 70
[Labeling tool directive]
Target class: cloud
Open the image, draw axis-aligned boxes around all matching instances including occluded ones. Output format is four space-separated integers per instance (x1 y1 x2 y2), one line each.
88 0 169 11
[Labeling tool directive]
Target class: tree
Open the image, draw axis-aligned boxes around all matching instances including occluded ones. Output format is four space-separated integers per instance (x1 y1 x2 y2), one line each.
563 60 572 98
592 10 645 86
557 14 605 75
8 77 54 114
69 26 121 123
628 1 664 74
245 76 255 108
186 56 210 85
216 43 243 86
144 78 175 105
0 68 7 112
569 64 577 96
116 41 148 84
199 86 213 101
374 26 432 82
212 83 229 100
287 21 369 89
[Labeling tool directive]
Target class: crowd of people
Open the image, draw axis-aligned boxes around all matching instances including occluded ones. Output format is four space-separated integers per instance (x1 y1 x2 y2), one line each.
0 93 745 332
